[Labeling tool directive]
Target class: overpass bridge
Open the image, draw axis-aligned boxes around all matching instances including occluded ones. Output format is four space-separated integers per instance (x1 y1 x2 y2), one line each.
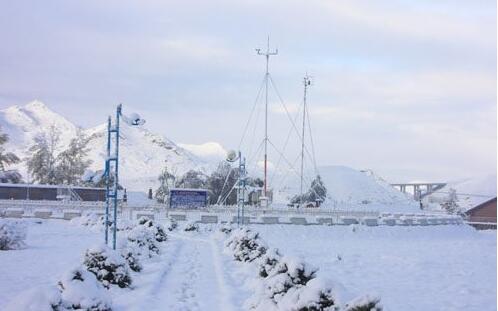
391 183 447 200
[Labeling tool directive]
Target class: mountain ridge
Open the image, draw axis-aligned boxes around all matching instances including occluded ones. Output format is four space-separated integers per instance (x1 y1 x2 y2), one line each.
0 101 209 191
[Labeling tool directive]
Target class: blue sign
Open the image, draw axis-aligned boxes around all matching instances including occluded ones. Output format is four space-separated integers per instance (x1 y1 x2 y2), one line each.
169 189 208 209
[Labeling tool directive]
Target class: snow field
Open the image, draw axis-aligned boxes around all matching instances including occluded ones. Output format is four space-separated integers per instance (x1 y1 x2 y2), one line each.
249 224 497 310
0 218 495 310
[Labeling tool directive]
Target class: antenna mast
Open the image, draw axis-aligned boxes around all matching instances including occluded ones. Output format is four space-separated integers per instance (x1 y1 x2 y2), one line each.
256 36 278 199
300 75 312 205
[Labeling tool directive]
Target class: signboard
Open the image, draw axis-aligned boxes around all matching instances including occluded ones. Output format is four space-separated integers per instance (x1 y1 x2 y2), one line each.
169 188 208 209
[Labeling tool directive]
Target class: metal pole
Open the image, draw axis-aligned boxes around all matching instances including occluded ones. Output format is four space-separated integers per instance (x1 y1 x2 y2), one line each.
241 156 246 225
105 116 111 245
256 36 278 200
113 104 121 250
300 77 309 206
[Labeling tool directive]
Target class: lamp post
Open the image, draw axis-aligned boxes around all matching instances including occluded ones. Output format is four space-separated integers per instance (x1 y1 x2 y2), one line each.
105 104 145 249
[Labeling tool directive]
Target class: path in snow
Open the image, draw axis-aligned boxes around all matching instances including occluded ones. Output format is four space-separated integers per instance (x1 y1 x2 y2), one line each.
119 233 240 311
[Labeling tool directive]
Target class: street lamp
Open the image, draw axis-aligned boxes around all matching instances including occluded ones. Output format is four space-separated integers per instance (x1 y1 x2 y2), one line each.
226 150 247 226
105 104 145 249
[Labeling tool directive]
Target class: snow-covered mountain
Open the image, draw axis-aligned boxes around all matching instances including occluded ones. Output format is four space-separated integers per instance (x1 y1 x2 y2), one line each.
0 101 208 191
0 101 78 156
178 142 227 164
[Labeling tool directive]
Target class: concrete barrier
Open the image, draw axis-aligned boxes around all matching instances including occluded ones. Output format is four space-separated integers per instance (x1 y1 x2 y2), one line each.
382 218 396 226
399 217 414 226
231 216 251 224
427 218 439 225
290 217 308 225
63 211 82 220
34 210 53 219
261 216 279 224
362 217 378 226
416 218 428 226
316 217 333 225
340 217 358 225
200 215 218 224
169 214 187 221
5 208 24 218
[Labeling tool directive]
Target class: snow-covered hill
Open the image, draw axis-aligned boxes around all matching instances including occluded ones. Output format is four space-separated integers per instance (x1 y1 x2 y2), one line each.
273 165 416 209
0 101 208 191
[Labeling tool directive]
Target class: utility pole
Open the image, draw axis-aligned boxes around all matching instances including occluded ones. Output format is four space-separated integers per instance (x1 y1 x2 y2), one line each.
256 36 278 199
300 75 312 206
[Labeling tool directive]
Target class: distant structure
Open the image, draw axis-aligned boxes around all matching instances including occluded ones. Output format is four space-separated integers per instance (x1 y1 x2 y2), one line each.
465 197 497 230
0 183 105 201
391 182 447 200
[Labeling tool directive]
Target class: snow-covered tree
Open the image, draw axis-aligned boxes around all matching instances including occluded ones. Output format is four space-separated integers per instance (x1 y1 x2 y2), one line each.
0 127 21 183
154 167 176 203
309 175 327 202
26 125 61 184
441 188 460 214
55 129 92 185
175 169 207 189
206 161 238 205
291 175 327 205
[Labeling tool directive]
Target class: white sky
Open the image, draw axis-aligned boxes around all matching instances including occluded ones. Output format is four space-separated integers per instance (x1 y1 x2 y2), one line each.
0 0 496 183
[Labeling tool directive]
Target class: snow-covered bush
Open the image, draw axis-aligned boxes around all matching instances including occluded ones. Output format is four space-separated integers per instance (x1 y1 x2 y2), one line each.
83 246 132 289
137 217 167 242
121 246 142 273
56 267 113 310
165 218 178 231
278 278 338 311
184 222 199 232
219 223 233 235
344 295 382 311
225 228 267 262
0 219 27 250
6 267 113 311
262 257 317 299
126 225 159 257
258 248 282 278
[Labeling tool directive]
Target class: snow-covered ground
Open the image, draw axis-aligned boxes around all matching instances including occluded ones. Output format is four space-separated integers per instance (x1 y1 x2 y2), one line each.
0 219 495 310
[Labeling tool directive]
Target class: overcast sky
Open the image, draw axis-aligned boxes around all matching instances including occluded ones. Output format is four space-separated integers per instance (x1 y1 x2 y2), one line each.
0 0 496 183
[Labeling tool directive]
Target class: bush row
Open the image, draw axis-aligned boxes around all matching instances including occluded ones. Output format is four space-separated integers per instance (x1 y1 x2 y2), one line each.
222 227 382 311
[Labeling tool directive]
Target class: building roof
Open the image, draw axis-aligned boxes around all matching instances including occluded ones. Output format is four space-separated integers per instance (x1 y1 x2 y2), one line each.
465 197 497 215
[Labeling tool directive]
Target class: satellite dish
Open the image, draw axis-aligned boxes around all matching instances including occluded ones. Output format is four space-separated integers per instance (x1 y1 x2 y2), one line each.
226 150 238 162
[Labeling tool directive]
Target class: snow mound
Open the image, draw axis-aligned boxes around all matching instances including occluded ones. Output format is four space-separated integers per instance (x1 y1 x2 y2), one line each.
320 166 413 206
